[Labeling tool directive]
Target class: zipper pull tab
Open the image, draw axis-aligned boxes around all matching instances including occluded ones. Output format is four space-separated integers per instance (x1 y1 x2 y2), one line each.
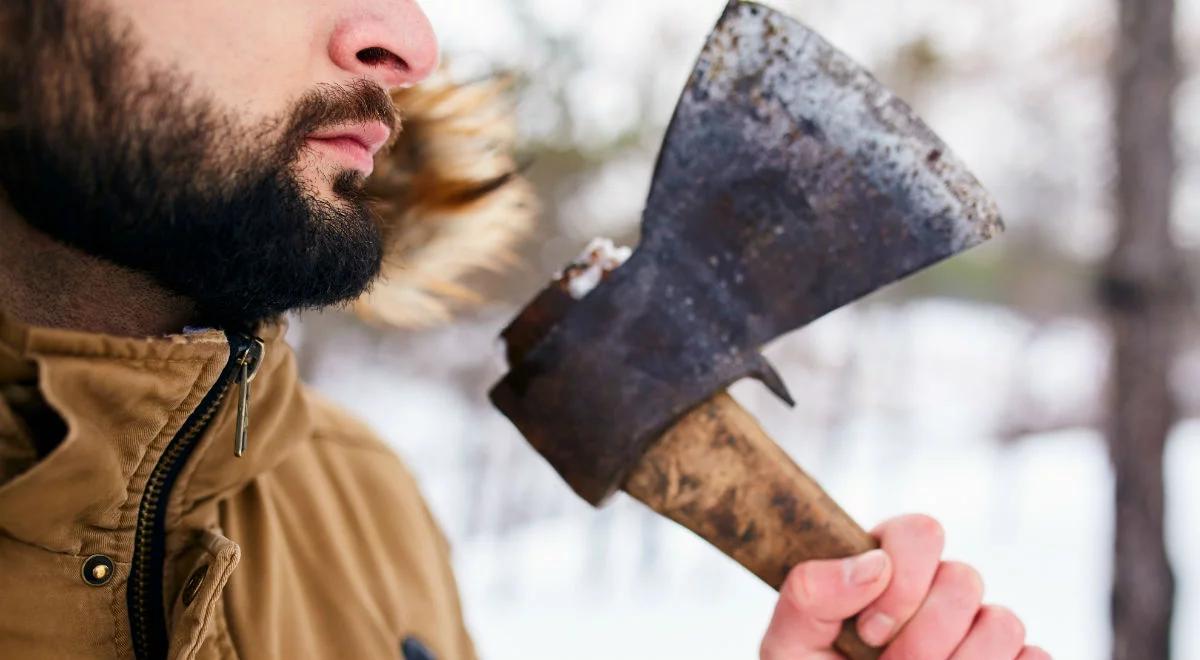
233 337 266 458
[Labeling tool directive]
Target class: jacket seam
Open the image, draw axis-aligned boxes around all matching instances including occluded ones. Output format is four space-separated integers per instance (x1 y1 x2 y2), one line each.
119 352 223 530
171 391 234 522
109 575 123 660
29 354 214 366
0 529 137 558
180 553 238 660
214 595 240 660
309 430 398 457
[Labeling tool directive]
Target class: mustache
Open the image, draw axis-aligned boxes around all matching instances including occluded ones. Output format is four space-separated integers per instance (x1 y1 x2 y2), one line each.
277 80 399 155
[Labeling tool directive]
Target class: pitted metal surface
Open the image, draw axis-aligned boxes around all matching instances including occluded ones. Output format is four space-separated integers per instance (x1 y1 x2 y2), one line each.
490 0 1004 505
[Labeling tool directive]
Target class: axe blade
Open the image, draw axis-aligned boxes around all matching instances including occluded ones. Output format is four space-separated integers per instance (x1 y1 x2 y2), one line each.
640 0 1003 347
490 1 1003 505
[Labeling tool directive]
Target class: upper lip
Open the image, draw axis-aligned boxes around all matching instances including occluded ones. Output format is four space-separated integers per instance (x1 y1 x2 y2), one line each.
306 121 392 156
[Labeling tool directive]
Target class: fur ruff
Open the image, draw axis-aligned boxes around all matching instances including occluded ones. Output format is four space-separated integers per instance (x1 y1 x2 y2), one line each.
359 73 537 328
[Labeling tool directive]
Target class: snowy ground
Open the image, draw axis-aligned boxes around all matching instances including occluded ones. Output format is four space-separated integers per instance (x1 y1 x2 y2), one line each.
301 299 1200 659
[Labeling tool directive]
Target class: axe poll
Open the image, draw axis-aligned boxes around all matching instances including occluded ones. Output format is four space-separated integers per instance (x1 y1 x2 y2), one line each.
490 2 1002 658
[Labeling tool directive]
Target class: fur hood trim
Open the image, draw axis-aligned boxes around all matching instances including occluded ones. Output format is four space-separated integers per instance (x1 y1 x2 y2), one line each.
358 73 537 328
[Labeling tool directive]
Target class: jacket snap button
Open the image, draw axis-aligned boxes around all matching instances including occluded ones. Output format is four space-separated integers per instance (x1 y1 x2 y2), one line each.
182 565 209 606
401 636 436 660
82 555 115 587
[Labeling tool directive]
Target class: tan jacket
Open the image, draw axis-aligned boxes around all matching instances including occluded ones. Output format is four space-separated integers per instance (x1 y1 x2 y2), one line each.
0 311 475 660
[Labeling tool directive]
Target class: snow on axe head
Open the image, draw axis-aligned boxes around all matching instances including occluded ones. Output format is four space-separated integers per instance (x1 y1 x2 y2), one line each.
490 0 1003 506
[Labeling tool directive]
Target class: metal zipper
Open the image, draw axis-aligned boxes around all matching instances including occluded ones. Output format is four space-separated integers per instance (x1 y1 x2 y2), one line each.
234 337 266 458
127 331 264 660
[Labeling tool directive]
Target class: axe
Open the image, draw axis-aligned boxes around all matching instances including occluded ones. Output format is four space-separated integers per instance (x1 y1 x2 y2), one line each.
490 2 1002 657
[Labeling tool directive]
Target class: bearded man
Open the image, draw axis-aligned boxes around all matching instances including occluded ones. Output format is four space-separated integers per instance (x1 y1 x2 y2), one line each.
0 2 1046 659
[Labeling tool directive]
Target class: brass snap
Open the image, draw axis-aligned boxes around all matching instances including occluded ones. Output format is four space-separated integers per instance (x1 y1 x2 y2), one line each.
82 555 115 587
181 564 208 606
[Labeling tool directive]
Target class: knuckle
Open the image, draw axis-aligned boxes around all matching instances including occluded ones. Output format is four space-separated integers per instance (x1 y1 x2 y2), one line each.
937 561 984 605
979 605 1026 644
877 514 946 555
903 513 945 541
901 513 946 552
883 576 926 612
782 562 815 610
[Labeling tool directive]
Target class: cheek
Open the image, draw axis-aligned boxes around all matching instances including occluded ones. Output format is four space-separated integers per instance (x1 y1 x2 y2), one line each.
112 0 321 124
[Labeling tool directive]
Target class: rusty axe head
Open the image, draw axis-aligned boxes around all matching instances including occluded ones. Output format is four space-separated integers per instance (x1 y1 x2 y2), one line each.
490 0 1003 505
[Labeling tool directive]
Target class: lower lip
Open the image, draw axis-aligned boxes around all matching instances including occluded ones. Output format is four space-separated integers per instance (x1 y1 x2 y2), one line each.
305 137 375 174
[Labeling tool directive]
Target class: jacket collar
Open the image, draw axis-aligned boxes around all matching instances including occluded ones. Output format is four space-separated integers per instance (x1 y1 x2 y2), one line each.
0 310 312 555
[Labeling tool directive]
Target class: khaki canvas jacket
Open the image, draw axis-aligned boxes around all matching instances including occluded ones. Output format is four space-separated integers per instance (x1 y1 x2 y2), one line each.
0 311 475 660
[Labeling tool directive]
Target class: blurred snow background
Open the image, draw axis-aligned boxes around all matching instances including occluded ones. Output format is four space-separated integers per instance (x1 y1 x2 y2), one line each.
291 0 1200 657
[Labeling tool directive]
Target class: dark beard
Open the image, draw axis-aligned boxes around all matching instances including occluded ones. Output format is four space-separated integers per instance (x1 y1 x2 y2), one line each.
0 2 399 329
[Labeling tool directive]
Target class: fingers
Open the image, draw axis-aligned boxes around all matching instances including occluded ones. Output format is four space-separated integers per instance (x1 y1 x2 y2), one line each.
760 550 892 660
881 561 984 660
856 514 945 647
760 512 1049 660
949 606 1026 660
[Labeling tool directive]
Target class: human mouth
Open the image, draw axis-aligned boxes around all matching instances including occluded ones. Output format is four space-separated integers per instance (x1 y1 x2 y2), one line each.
305 121 392 175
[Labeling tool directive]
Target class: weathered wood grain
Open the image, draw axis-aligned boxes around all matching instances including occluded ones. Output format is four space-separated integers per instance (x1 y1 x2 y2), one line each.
623 392 880 659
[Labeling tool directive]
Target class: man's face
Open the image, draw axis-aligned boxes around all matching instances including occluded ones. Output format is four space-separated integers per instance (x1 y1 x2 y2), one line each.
116 0 438 200
0 0 439 328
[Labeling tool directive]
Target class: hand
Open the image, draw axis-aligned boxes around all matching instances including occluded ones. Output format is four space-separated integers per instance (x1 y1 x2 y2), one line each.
759 514 1049 660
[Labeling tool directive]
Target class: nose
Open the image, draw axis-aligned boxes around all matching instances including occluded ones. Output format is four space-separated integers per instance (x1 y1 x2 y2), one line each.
327 2 440 90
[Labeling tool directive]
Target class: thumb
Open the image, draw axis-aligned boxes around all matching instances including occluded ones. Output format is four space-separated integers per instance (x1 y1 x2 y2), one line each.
760 550 891 660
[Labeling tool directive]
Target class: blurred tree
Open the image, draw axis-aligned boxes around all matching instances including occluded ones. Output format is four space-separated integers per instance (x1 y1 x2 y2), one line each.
1101 0 1183 657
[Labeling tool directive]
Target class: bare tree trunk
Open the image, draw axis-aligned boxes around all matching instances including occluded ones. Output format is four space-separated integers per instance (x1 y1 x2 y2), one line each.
1102 0 1182 657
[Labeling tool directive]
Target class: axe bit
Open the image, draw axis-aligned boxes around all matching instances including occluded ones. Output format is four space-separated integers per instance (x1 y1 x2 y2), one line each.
490 2 1002 658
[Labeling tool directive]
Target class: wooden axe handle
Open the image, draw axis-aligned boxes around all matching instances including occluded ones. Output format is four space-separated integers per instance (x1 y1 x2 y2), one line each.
622 392 881 660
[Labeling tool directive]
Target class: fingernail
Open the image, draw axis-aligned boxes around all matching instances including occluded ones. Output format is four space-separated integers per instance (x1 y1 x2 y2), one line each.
844 549 887 586
859 611 896 647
